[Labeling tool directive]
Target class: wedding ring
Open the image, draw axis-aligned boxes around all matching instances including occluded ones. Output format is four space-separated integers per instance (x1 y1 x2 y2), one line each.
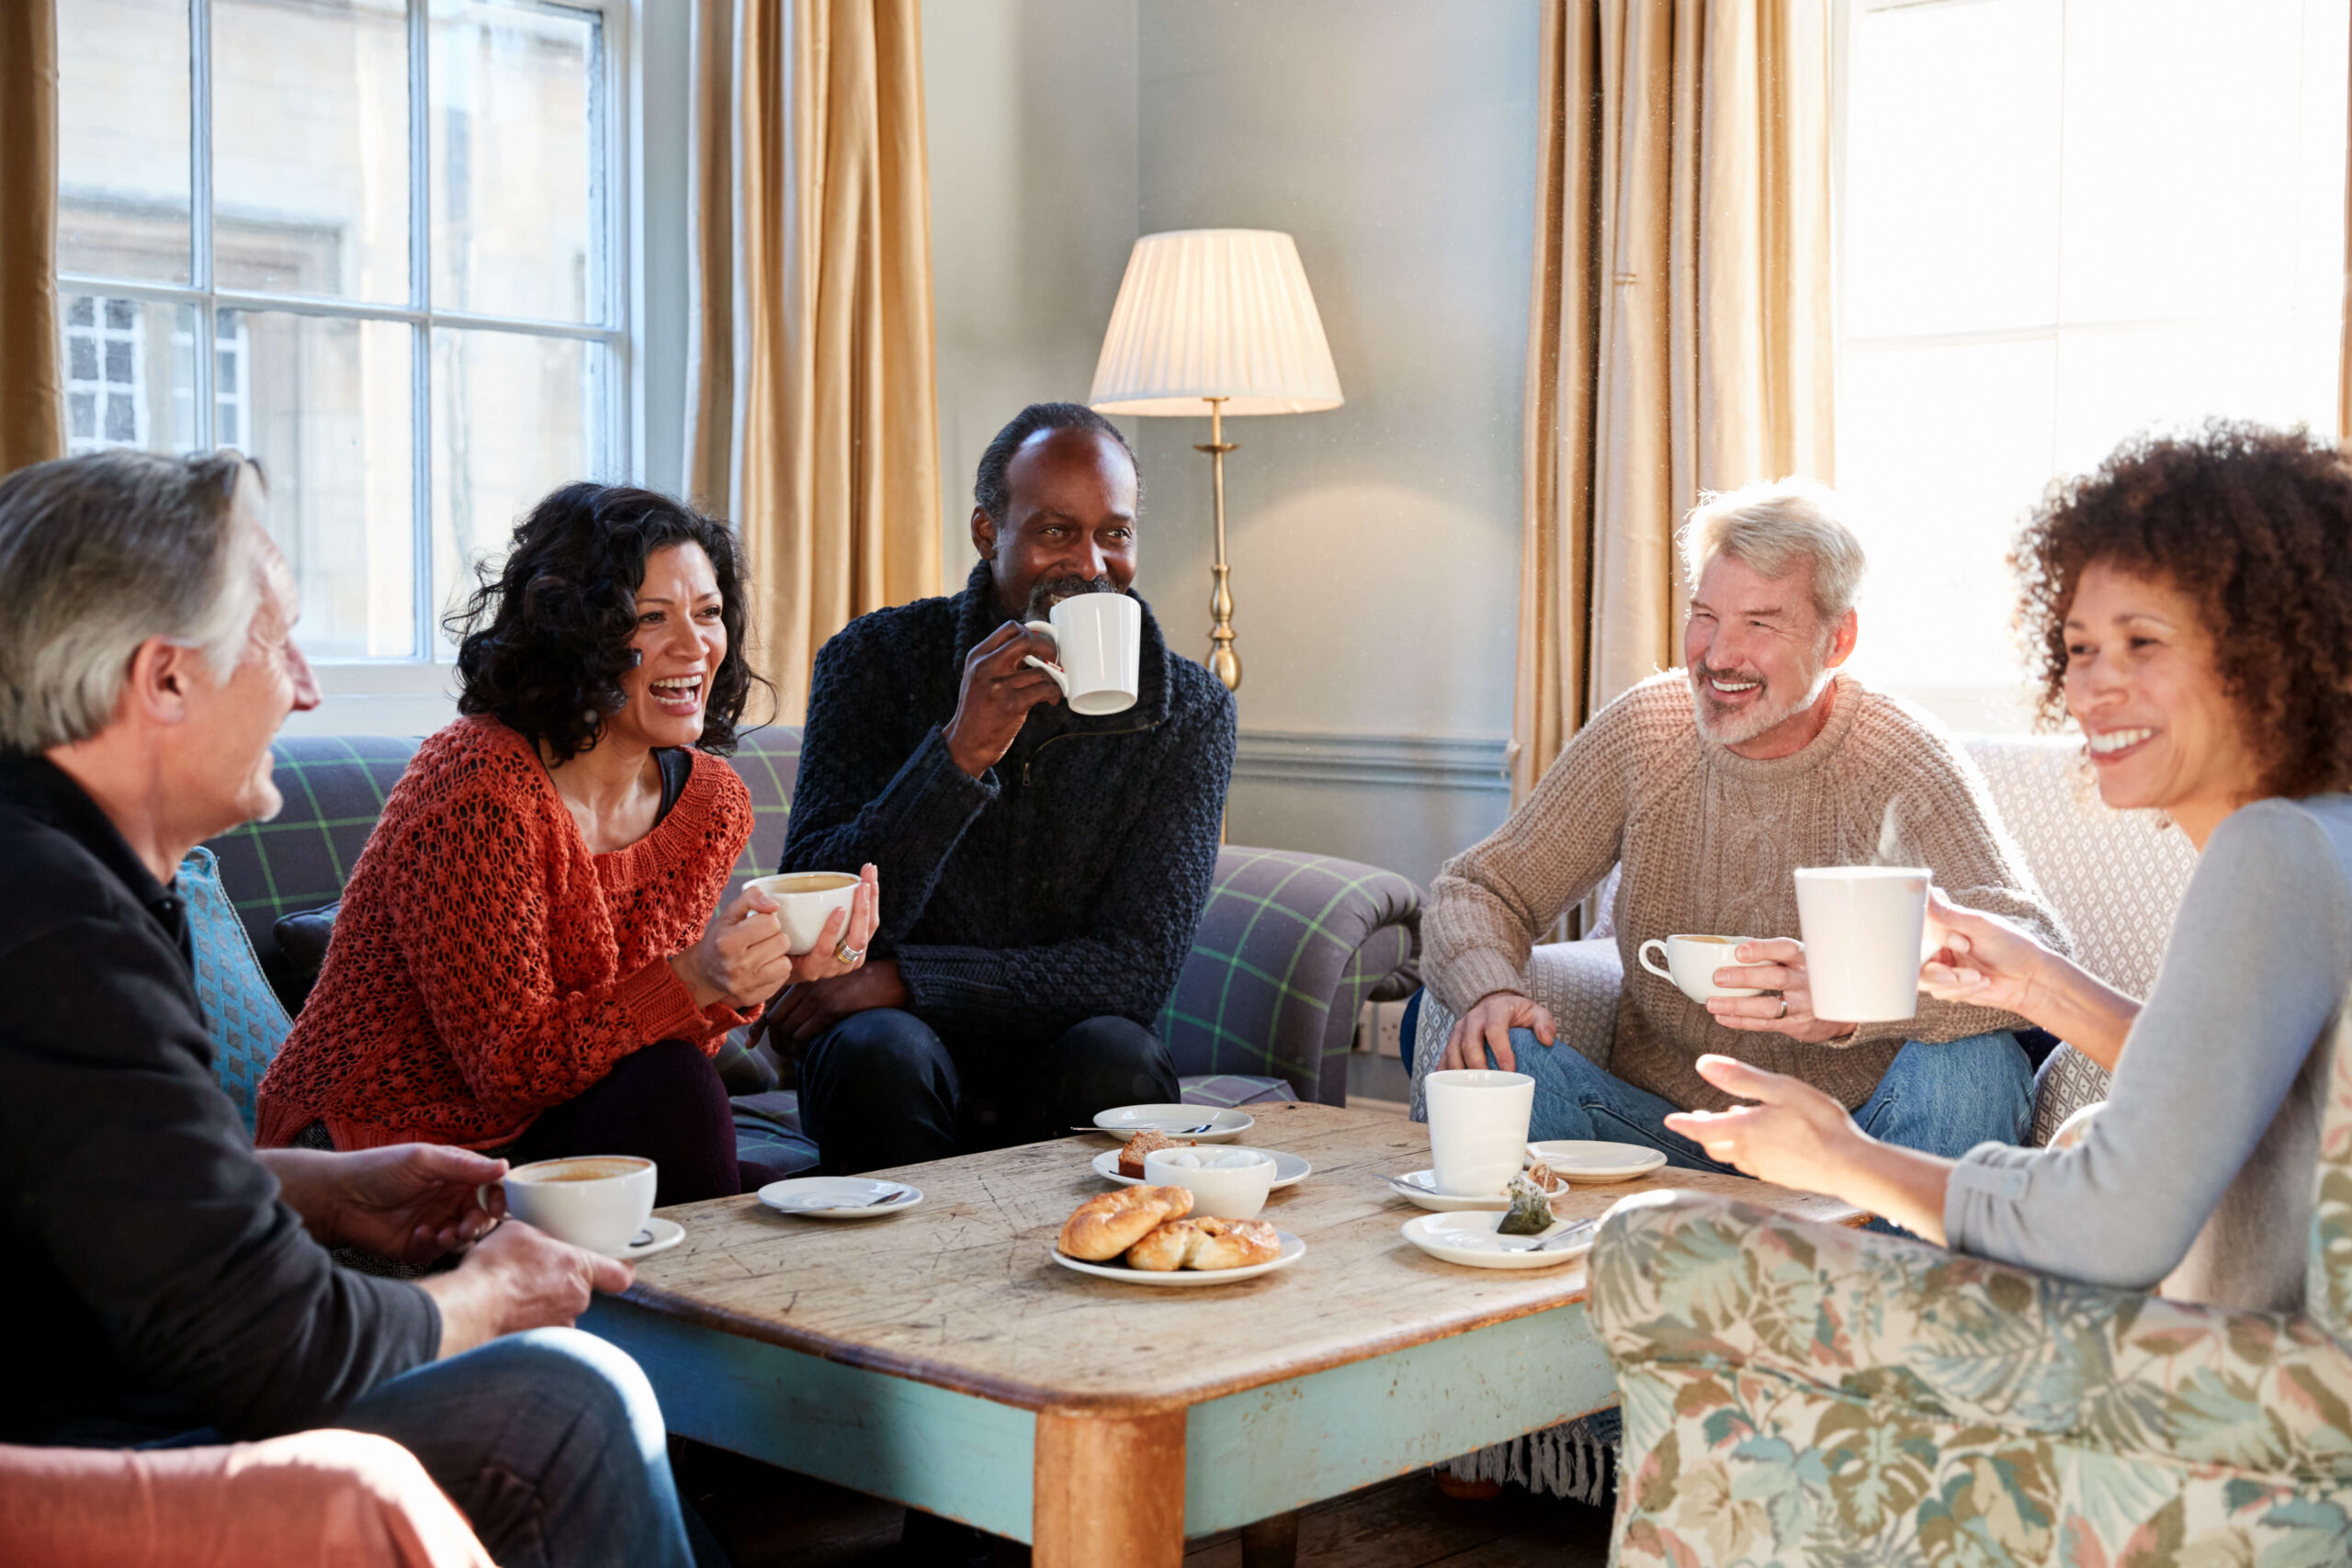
834 941 865 965
1776 998 1789 1020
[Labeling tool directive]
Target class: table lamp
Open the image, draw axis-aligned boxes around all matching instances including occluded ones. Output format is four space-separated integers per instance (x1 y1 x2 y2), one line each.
1088 229 1343 691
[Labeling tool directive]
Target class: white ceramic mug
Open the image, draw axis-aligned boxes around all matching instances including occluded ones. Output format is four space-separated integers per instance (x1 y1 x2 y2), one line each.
486 1155 657 1255
1637 933 1764 1002
743 871 860 955
1424 1068 1535 1197
1144 1146 1277 1220
1022 592 1142 716
1792 866 1930 1022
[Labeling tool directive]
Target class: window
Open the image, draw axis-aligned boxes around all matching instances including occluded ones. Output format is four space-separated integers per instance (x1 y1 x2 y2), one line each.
1833 0 2348 728
56 0 628 663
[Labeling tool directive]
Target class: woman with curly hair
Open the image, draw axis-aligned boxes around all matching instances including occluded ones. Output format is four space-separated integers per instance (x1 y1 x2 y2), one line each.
256 484 877 1205
1663 422 2352 1311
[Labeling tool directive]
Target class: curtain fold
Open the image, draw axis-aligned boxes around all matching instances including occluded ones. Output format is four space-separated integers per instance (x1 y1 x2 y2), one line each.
0 0 63 473
690 0 942 727
1511 0 1833 803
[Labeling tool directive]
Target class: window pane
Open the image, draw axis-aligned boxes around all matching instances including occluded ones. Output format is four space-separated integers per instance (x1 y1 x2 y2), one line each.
212 0 411 302
240 313 417 660
58 0 193 284
1842 0 2063 340
431 2 602 322
60 292 201 457
432 329 597 642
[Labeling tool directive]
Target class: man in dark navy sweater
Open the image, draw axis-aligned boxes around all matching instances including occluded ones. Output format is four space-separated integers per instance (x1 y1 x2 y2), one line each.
775 402 1237 1173
0 451 710 1567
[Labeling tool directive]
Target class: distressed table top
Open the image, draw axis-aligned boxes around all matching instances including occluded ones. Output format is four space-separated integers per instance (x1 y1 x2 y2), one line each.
627 1101 1861 1416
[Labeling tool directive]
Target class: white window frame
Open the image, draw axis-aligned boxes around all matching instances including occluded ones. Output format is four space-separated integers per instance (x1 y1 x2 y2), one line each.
58 0 639 710
64 295 151 456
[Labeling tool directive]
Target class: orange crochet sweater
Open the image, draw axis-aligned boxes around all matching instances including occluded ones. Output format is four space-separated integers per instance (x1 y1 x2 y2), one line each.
254 716 758 1151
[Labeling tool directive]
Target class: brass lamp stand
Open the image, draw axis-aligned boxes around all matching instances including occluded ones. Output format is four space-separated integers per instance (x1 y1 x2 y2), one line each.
1197 397 1242 691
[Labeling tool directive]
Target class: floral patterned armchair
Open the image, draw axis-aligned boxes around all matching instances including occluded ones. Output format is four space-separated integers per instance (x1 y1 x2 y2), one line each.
1589 1002 2352 1566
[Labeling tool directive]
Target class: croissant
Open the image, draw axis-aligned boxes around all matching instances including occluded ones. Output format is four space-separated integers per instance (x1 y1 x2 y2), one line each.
1124 1215 1283 1271
1057 1184 1193 1261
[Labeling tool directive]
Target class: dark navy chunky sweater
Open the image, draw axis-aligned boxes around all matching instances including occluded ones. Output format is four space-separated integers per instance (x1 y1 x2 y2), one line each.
780 561 1237 1041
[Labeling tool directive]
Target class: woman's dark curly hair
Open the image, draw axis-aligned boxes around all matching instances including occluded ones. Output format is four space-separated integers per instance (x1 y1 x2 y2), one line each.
448 483 766 761
2011 421 2352 798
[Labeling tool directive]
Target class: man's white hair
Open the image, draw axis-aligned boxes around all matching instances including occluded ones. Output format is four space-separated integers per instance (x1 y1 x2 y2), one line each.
1677 477 1866 623
0 450 265 753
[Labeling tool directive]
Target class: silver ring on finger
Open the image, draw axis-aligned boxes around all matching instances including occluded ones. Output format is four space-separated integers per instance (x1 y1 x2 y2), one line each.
833 941 865 966
1777 997 1789 1020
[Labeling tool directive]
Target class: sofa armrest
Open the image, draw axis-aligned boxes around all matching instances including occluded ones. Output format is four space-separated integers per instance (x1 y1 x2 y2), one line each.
1408 937 1624 1120
1592 1189 2352 1483
1157 846 1421 1106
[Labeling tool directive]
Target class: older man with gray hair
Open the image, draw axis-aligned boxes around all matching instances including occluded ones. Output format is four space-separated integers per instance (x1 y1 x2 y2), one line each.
1425 477 2065 1172
0 450 718 1567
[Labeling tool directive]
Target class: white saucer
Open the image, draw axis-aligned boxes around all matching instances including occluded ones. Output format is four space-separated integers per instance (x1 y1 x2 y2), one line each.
1091 1147 1309 1190
756 1177 923 1219
1092 1104 1255 1144
1049 1230 1305 1287
1385 1168 1568 1213
1401 1211 1595 1270
1525 1140 1669 1183
603 1216 686 1260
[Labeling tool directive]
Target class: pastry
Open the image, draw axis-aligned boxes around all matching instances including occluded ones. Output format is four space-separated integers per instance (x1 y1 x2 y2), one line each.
1124 1215 1283 1271
1117 1127 1196 1179
1526 1160 1558 1191
1057 1184 1193 1261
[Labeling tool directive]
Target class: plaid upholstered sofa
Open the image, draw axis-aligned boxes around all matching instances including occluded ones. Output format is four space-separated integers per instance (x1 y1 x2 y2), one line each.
202 726 1422 1169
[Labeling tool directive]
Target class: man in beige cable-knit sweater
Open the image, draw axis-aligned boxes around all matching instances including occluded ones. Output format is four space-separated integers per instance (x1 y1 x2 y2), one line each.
1425 479 2065 1171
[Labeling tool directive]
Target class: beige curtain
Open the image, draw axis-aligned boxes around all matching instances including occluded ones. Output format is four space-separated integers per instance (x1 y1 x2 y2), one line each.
0 0 63 473
1511 0 1834 802
689 0 943 726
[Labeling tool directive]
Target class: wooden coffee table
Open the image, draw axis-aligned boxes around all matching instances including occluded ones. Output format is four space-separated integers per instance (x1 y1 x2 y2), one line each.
584 1101 1860 1566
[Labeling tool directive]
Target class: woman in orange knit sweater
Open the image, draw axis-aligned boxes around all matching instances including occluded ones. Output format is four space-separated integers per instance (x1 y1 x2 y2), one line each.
256 484 877 1204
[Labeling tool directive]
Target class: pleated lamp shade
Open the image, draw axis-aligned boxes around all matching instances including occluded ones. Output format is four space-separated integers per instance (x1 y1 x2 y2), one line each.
1089 230 1344 416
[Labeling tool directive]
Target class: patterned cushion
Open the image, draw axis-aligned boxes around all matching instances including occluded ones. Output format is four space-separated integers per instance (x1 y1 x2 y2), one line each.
179 845 293 1131
1158 847 1421 1104
1963 735 2197 1142
1177 1074 1298 1108
205 736 421 966
730 1089 820 1177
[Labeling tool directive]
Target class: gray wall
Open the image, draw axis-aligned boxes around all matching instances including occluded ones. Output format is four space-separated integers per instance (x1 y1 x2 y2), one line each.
927 0 1538 889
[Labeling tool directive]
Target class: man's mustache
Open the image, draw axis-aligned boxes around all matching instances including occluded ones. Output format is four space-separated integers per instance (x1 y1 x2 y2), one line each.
1025 574 1117 620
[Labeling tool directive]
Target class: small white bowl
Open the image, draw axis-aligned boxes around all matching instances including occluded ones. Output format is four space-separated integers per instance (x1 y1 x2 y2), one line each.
1144 1145 1277 1220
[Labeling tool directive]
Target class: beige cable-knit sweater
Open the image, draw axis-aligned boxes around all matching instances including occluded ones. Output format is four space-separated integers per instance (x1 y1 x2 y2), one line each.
1426 671 2068 1112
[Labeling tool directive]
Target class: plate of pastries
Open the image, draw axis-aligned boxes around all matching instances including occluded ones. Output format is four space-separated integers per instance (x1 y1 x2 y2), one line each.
1094 1127 1311 1188
1050 1184 1304 1286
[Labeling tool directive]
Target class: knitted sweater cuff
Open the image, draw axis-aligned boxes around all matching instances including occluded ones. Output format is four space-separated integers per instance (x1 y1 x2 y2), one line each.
616 956 712 1043
1430 951 1531 1017
894 947 1023 1034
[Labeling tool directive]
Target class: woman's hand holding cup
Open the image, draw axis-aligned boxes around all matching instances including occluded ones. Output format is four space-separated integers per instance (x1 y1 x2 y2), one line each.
672 865 880 1010
1917 888 2049 1013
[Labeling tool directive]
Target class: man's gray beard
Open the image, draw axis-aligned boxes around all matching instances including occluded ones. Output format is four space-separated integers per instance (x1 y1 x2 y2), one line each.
1024 574 1116 622
1690 662 1834 747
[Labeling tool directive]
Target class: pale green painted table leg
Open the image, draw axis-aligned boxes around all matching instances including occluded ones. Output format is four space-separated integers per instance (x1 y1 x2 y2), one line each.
584 1297 1620 1549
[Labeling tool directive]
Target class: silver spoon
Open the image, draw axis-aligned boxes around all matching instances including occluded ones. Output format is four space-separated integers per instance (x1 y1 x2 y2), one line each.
1495 1218 1600 1254
1072 1122 1218 1136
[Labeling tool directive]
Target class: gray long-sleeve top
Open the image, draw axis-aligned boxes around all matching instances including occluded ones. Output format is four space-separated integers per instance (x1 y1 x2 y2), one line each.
1945 796 2352 1312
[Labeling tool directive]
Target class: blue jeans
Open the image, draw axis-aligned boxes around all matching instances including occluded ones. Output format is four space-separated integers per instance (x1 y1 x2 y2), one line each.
1497 1027 2030 1230
333 1328 715 1568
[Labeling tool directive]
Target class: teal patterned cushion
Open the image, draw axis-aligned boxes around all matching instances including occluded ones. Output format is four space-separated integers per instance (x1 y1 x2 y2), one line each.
179 844 293 1131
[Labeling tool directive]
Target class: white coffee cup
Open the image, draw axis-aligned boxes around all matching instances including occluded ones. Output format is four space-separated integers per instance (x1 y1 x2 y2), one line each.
1022 592 1142 716
1424 1068 1536 1197
1792 866 1931 1022
487 1155 657 1255
1144 1146 1277 1220
1637 933 1764 1002
743 871 860 955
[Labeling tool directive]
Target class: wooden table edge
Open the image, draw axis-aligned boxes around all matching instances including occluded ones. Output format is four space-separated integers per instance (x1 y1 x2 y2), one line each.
616 1271 1626 1417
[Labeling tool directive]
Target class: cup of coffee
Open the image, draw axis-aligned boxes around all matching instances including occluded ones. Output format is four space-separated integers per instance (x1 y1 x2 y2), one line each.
743 871 861 955
488 1156 657 1255
1022 592 1142 716
1638 933 1764 1003
1144 1146 1278 1220
1792 866 1930 1021
1424 1068 1535 1197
